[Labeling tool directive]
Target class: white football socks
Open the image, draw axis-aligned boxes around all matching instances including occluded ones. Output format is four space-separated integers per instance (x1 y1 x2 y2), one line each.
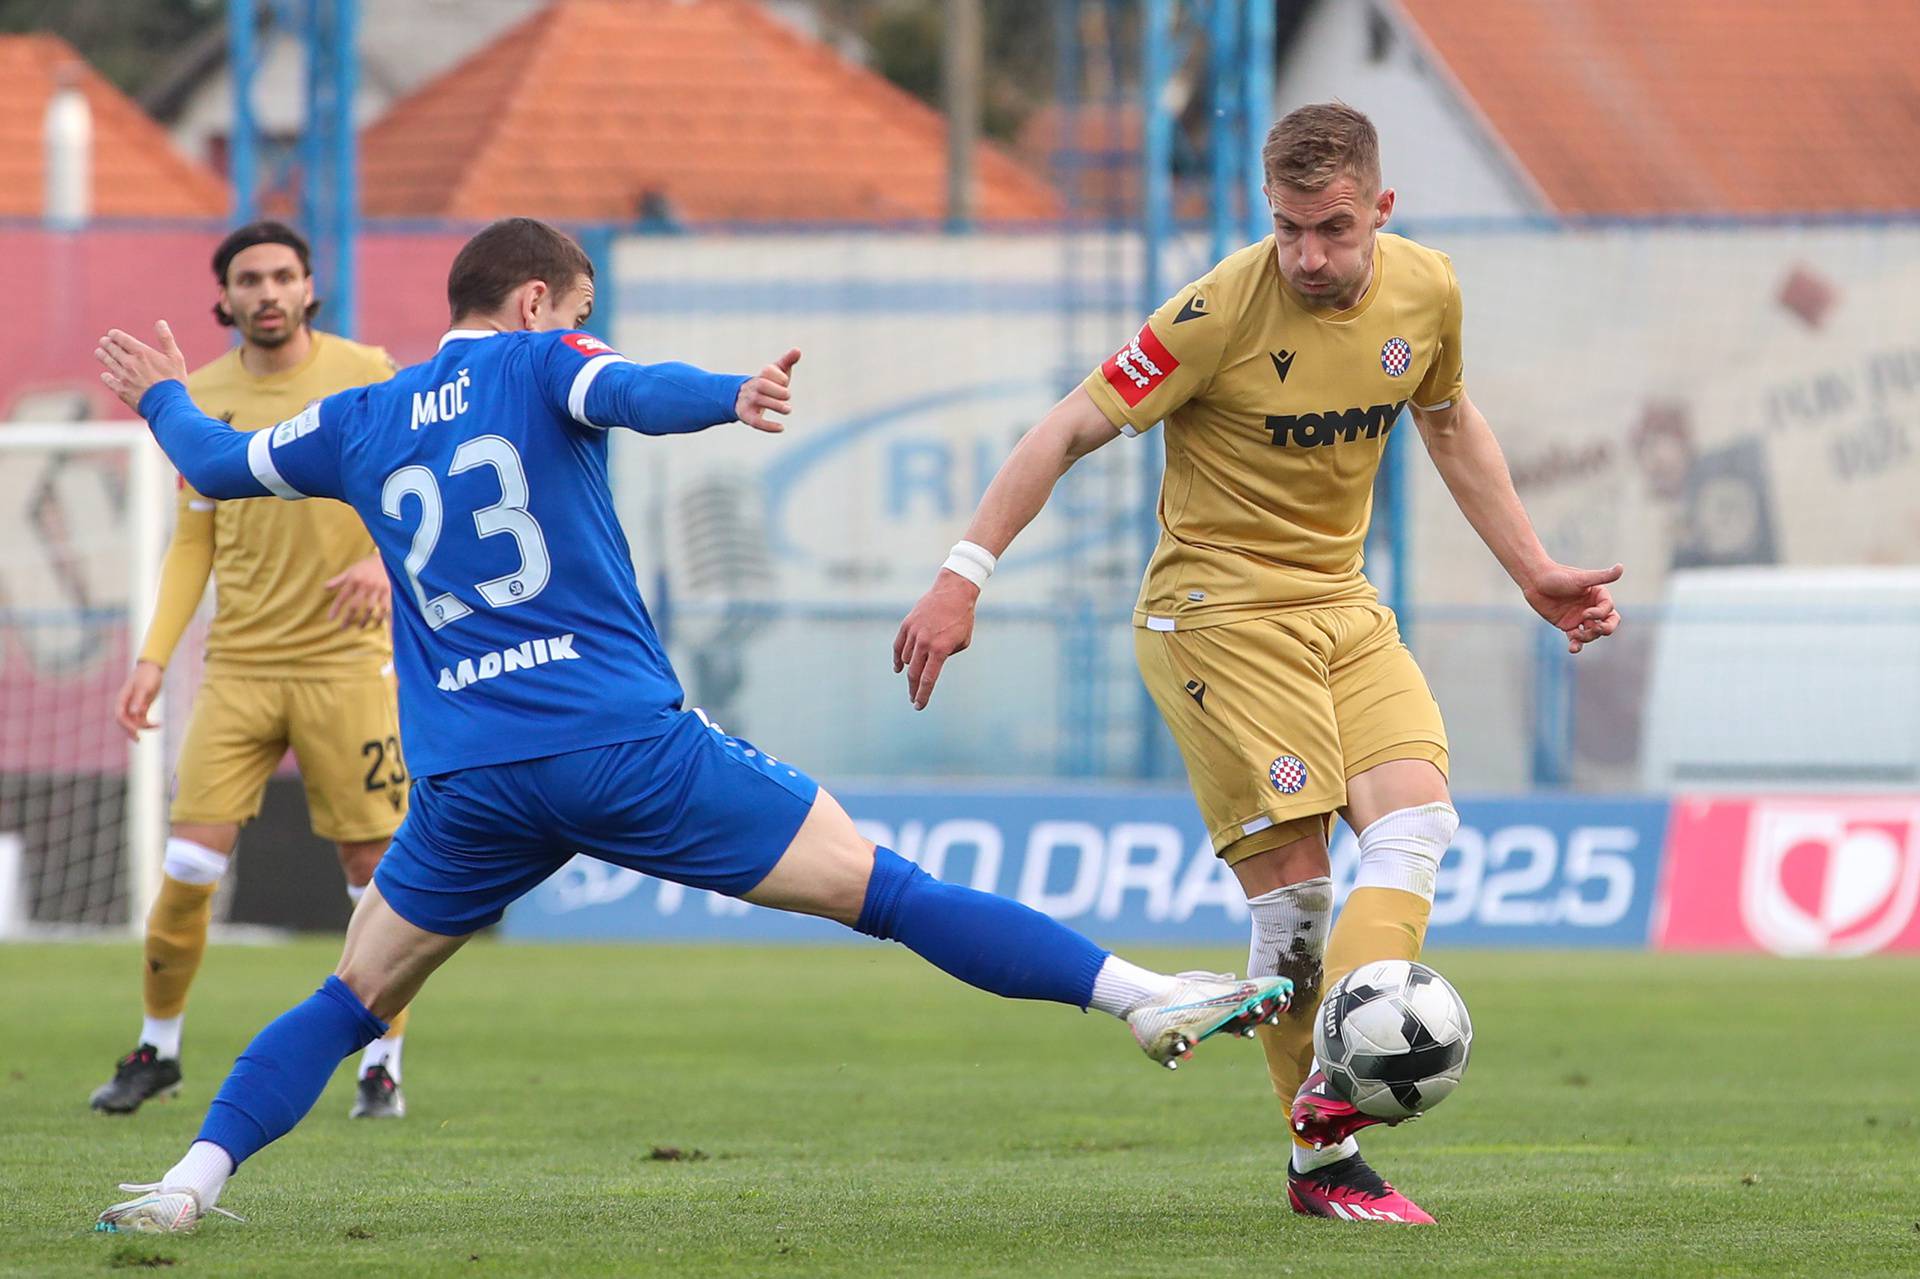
1353 803 1458 899
163 1141 233 1208
1292 1134 1360 1173
140 1015 184 1062
1246 877 1332 992
1087 955 1179 1018
359 1033 404 1082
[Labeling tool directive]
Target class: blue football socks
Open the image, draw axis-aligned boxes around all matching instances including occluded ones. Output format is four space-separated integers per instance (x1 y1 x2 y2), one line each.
855 847 1107 1008
196 975 387 1168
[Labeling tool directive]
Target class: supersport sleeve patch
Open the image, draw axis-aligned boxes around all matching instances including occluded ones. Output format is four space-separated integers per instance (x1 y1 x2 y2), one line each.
1099 323 1181 408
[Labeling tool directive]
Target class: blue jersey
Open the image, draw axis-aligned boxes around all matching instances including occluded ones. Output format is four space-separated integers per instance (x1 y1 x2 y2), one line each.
140 328 748 777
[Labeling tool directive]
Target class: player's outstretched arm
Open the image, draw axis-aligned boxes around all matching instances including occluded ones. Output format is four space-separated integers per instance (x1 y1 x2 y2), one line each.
578 348 799 435
1411 392 1622 653
734 348 799 432
893 385 1120 709
96 323 271 501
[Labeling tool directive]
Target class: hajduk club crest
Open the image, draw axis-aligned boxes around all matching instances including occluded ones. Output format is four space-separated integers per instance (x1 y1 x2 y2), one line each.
1269 754 1309 795
1380 336 1412 377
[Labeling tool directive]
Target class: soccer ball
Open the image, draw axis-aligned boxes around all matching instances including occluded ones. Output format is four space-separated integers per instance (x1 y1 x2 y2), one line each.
1314 959 1472 1120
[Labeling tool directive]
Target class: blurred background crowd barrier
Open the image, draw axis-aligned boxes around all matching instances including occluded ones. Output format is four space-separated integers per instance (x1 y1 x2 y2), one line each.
1 0 1915 953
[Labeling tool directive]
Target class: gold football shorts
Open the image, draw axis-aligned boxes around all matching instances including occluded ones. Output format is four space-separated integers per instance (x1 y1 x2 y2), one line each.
1134 603 1447 862
169 671 408 843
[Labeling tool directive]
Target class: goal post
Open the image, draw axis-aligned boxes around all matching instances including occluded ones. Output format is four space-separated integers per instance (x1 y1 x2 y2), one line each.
0 423 172 937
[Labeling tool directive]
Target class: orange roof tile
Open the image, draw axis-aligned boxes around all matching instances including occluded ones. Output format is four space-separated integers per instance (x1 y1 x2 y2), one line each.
362 0 1060 224
1398 0 1920 215
0 34 226 219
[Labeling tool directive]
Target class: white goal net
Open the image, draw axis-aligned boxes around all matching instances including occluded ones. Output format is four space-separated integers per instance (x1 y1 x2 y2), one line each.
0 424 170 935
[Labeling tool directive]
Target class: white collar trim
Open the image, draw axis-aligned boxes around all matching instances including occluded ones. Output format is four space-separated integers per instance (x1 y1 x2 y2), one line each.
438 328 503 350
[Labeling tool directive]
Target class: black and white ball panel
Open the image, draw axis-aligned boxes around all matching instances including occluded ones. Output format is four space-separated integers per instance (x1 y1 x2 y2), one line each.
1314 959 1472 1120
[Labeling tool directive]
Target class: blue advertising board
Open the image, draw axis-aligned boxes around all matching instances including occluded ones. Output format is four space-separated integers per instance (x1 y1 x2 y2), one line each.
502 788 1672 948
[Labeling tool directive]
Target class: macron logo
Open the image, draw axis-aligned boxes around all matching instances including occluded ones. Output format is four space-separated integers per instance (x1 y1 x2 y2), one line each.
436 632 579 692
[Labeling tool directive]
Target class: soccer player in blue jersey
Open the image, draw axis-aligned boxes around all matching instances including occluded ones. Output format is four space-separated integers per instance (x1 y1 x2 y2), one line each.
89 218 1292 1233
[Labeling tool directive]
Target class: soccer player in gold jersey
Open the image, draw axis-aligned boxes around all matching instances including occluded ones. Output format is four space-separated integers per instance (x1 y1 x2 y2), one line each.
896 104 1622 1223
91 223 417 1120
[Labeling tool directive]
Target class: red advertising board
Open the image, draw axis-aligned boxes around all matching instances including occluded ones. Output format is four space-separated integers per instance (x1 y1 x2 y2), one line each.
1656 796 1920 955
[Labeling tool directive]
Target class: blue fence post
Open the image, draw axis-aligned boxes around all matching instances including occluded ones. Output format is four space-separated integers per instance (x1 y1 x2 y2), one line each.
330 0 358 336
1243 0 1274 241
229 0 257 226
1207 0 1241 265
1135 0 1176 779
1052 0 1082 386
1530 625 1573 787
1385 410 1412 645
298 1 320 272
298 0 357 336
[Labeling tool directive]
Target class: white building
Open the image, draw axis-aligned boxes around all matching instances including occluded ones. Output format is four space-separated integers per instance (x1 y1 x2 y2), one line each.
1274 1 1545 220
143 0 549 169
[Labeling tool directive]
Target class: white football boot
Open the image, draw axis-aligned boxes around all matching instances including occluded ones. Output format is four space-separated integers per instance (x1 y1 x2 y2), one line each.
94 1183 241 1234
1127 972 1293 1069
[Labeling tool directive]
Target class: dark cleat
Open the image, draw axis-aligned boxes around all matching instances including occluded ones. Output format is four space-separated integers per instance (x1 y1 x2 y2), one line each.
89 1044 182 1115
349 1064 406 1119
1288 1152 1434 1224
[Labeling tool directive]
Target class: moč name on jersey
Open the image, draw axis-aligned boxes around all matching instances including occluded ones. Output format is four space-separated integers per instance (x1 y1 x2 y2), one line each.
410 368 473 431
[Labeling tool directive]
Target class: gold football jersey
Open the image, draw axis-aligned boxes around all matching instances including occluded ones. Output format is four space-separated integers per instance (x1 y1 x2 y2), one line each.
1081 232 1464 629
182 331 397 676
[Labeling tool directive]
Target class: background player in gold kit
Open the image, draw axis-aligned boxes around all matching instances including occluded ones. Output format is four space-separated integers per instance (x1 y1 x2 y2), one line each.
91 223 417 1121
896 104 1622 1224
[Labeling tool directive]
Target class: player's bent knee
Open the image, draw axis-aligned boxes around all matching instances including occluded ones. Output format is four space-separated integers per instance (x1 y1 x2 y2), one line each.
1224 817 1331 895
741 789 875 925
168 822 239 859
1353 802 1458 902
334 890 468 1020
162 836 230 886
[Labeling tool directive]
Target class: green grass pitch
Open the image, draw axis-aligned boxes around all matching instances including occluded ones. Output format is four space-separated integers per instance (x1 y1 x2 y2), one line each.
1 940 1916 1277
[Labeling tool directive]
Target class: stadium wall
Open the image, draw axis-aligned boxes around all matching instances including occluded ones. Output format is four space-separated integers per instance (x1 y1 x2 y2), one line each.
503 789 1920 957
0 223 475 422
600 221 1920 792
5 222 1918 933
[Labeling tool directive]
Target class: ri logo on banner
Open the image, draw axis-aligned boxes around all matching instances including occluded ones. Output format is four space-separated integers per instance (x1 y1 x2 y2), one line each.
1658 797 1920 956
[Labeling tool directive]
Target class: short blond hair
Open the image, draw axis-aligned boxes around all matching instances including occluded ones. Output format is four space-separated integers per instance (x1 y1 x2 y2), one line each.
1262 102 1381 194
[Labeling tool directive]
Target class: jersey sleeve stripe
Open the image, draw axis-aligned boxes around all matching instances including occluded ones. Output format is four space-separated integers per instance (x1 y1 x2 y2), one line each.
1411 397 1454 412
247 427 307 500
567 353 630 427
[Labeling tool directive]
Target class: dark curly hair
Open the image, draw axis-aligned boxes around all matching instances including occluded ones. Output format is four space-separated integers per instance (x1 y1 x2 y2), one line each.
211 221 322 327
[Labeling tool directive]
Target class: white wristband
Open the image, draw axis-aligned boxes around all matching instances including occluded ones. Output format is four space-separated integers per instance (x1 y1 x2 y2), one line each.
941 540 996 589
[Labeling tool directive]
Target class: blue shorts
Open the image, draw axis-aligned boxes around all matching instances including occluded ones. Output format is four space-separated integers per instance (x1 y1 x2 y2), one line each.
373 710 819 936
